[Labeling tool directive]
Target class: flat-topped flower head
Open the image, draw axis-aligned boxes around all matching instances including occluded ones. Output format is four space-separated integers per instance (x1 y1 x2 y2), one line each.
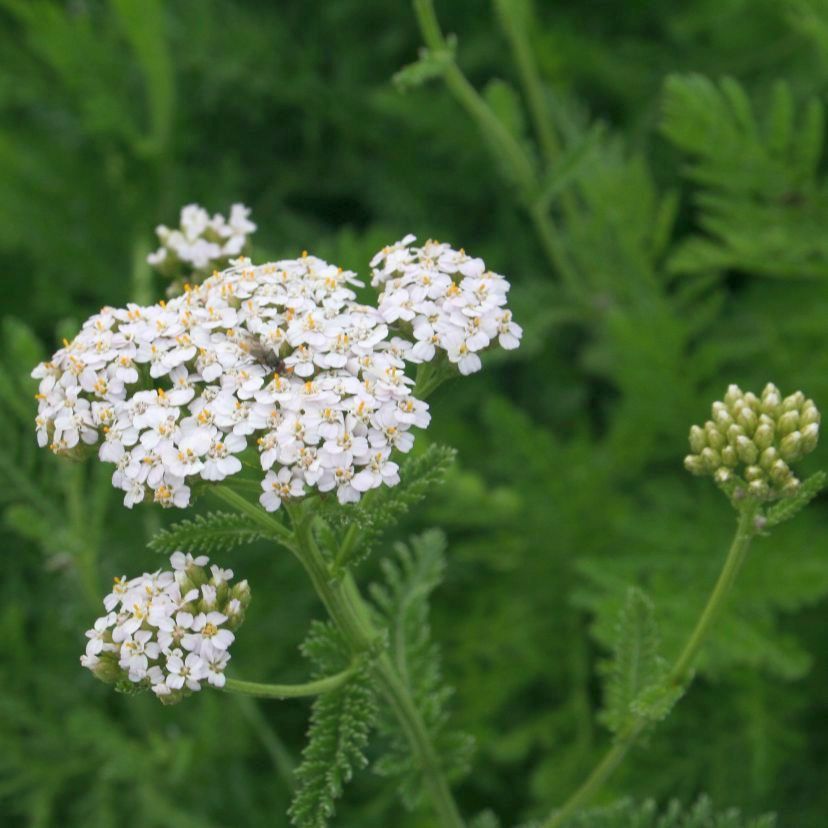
148 203 257 293
32 253 430 511
81 552 250 704
684 383 820 500
370 235 522 375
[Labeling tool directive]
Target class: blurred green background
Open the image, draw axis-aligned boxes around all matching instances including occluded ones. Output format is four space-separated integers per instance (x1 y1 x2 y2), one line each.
2 0 828 825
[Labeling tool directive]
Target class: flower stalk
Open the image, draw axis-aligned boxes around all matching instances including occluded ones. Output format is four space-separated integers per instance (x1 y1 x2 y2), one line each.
224 670 355 700
542 503 760 828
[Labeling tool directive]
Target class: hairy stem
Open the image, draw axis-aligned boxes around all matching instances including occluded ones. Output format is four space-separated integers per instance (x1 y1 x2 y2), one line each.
286 505 466 828
224 669 355 700
543 505 758 828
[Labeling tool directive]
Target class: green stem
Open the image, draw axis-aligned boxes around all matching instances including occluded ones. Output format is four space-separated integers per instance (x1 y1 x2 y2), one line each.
224 670 355 700
211 485 296 548
542 505 758 828
411 0 579 292
287 503 466 828
493 0 560 166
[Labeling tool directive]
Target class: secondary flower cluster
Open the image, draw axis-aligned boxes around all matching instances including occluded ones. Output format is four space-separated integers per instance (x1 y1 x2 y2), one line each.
81 552 249 704
371 235 522 375
684 383 820 499
32 253 430 510
148 203 256 291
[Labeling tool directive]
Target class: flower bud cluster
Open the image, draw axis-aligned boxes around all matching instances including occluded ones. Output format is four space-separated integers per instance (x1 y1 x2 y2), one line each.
684 383 820 499
148 203 256 291
370 235 522 375
81 552 250 704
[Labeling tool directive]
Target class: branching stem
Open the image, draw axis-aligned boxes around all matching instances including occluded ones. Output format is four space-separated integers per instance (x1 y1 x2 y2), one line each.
542 505 758 828
224 670 355 700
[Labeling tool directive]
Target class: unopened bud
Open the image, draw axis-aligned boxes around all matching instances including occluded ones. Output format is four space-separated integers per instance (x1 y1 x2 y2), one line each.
801 402 820 427
753 423 774 450
735 435 757 465
748 479 769 498
689 425 707 453
714 468 732 485
779 431 802 462
761 384 781 415
769 458 793 485
759 446 779 470
782 391 805 413
700 447 720 471
736 406 758 433
684 455 705 475
801 422 819 453
744 465 764 482
726 423 745 446
724 384 743 406
706 423 726 450
777 410 799 436
720 445 738 467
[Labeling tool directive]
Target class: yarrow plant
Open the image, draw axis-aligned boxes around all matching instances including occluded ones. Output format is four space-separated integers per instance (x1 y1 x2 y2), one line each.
82 551 250 704
32 200 823 828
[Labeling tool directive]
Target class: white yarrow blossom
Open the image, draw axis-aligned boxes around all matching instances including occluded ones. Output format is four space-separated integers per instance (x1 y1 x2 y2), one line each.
34 226 520 513
80 552 249 704
147 202 257 284
33 252 431 511
370 236 522 373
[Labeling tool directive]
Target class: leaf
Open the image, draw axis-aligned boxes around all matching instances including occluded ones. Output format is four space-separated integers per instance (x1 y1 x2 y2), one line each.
483 78 527 144
535 123 606 211
328 444 457 572
393 41 456 92
147 511 266 555
370 530 473 808
599 587 667 736
764 471 826 527
289 623 377 828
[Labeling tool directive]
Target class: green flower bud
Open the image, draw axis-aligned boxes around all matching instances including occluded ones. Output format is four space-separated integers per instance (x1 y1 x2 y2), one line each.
779 431 802 462
753 422 774 450
706 422 726 450
801 422 820 453
726 423 745 446
685 383 820 501
700 447 720 472
801 402 820 427
736 435 758 465
736 406 758 434
759 446 779 470
744 465 764 482
777 410 799 436
769 459 794 486
724 384 744 406
689 425 707 454
782 391 805 413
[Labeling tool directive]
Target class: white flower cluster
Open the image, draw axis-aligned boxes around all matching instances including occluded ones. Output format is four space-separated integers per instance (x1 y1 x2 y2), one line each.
81 552 250 704
148 203 256 279
32 252 430 511
370 235 522 375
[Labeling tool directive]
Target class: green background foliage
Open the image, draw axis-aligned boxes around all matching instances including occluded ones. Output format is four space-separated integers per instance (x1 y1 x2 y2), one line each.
1 0 828 825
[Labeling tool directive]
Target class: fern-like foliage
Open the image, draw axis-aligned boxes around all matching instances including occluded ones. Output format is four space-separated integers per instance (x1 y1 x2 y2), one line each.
661 74 828 278
557 796 776 827
288 622 377 828
600 588 681 736
147 511 266 555
369 530 473 808
765 471 826 527
325 444 457 572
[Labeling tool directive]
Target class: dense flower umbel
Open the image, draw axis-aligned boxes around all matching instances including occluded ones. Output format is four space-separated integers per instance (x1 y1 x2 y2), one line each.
684 384 820 499
32 254 430 510
370 235 522 375
148 203 257 292
81 552 250 704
